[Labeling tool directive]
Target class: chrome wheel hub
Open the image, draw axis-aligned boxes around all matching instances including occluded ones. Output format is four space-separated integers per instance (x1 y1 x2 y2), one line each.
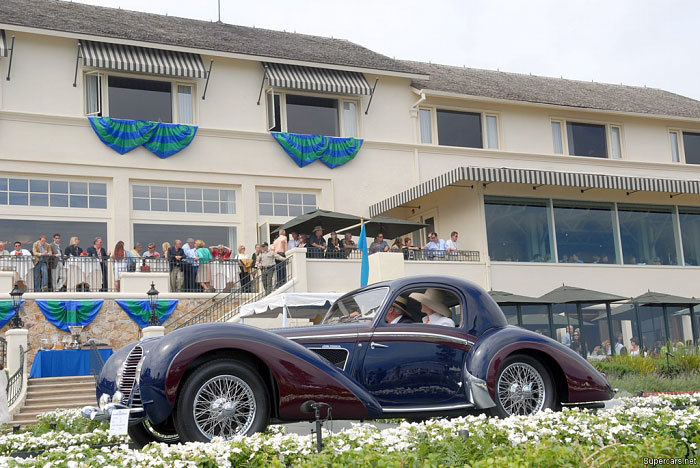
497 362 545 416
193 375 256 440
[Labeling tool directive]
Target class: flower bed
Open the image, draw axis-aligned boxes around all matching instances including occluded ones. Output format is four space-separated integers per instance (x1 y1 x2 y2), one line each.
1 394 699 467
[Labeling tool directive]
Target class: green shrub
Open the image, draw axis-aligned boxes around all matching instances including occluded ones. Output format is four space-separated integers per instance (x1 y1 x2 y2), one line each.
609 374 700 393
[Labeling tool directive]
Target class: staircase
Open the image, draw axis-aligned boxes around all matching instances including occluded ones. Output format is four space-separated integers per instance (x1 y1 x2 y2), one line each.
11 376 97 426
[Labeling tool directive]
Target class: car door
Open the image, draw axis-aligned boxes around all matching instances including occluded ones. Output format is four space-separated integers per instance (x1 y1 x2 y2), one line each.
359 286 472 411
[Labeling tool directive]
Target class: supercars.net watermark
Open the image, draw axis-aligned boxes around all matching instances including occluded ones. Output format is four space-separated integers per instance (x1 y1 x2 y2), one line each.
644 458 697 466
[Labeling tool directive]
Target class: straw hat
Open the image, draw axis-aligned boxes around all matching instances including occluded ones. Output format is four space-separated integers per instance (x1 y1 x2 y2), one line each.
409 288 451 317
392 296 409 314
313 225 323 232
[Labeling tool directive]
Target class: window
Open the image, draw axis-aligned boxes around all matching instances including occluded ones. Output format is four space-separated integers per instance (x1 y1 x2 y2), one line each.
0 177 106 209
0 220 107 252
678 208 700 265
343 102 358 138
132 184 235 214
553 201 618 264
133 223 236 251
266 92 359 137
419 108 432 144
618 204 679 265
266 91 281 132
521 304 553 338
670 131 681 162
485 114 499 149
566 122 607 158
258 191 316 217
436 109 482 148
484 197 553 262
85 74 194 123
552 120 622 158
681 131 700 165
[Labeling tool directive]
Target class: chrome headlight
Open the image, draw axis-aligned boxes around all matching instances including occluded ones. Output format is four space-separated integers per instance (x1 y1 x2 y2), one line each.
112 391 123 404
98 393 110 410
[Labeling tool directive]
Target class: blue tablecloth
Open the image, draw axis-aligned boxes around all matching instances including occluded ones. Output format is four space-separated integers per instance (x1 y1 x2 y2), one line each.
30 349 113 378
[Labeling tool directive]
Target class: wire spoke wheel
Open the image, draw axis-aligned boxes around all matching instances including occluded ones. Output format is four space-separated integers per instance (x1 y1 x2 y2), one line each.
496 362 546 416
192 374 257 439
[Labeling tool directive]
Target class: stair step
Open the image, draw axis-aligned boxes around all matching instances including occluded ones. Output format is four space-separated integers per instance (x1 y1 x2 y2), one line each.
22 395 97 406
18 402 90 413
27 389 96 397
28 376 95 383
29 381 96 390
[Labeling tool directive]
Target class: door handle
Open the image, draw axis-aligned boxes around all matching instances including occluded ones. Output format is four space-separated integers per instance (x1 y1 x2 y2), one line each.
370 342 388 349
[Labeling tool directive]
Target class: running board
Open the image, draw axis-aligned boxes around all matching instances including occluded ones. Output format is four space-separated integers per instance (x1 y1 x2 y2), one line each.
562 402 606 410
382 403 474 413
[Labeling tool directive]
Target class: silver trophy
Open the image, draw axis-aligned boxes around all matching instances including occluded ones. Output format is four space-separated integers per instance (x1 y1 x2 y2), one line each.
68 325 84 349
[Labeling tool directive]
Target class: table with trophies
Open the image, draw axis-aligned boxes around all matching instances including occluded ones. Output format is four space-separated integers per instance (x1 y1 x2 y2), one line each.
29 326 113 378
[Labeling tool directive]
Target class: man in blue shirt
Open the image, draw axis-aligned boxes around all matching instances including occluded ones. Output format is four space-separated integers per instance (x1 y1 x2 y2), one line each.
424 232 447 259
368 233 389 255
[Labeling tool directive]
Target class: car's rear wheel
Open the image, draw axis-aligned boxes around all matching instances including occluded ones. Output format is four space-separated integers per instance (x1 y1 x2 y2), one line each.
488 354 555 417
175 359 269 442
128 420 180 448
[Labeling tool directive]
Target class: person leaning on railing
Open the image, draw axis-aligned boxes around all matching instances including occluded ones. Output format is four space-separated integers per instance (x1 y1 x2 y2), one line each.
339 232 356 258
167 240 184 292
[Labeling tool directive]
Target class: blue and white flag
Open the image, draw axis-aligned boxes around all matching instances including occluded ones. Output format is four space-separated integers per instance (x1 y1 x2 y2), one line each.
359 222 369 287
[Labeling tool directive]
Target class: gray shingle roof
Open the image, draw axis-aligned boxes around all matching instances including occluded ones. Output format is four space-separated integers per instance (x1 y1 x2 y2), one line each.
404 60 700 120
0 0 418 75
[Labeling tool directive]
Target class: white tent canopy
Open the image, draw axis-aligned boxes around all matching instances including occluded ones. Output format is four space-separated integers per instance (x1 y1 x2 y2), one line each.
238 292 343 326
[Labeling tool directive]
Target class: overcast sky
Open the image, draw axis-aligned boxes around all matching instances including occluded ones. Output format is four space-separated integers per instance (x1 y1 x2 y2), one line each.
74 0 700 100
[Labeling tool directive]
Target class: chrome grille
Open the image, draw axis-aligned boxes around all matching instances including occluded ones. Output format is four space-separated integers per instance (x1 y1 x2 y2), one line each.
117 346 143 405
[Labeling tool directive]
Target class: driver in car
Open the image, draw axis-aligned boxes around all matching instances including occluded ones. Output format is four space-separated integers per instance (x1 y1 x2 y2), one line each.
385 296 413 324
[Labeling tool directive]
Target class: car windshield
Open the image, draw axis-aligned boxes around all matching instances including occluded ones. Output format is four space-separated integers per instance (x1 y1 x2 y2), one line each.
323 287 389 324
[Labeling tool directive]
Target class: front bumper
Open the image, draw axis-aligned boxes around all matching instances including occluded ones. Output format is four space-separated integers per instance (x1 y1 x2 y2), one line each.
82 391 145 424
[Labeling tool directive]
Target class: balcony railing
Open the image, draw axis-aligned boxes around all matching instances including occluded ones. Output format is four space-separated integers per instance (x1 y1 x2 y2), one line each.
308 248 480 262
0 255 241 293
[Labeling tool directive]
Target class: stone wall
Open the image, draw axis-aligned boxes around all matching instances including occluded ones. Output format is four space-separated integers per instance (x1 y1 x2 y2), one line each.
0 298 210 370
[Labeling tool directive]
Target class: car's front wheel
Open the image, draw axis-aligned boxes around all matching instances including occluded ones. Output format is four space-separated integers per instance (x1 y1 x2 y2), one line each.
174 359 269 442
488 354 555 417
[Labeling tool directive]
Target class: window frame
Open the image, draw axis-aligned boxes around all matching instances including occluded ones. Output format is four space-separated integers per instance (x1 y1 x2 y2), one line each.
551 117 624 159
265 89 360 137
0 175 108 211
83 70 197 124
668 127 700 165
130 182 237 218
420 105 500 149
256 189 318 220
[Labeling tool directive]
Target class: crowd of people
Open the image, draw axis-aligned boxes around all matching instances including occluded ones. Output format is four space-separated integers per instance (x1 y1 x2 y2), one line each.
0 228 465 293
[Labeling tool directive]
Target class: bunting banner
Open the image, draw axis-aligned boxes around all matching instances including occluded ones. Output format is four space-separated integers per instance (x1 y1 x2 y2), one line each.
271 132 362 168
0 301 23 329
36 300 104 332
115 300 178 328
89 117 198 158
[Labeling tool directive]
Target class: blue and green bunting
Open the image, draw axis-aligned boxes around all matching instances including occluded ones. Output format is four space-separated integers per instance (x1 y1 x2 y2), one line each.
0 301 23 328
272 132 362 168
116 300 178 328
89 117 197 158
36 300 103 332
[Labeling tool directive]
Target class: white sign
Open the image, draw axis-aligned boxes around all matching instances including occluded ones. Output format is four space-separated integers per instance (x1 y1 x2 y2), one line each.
108 409 130 435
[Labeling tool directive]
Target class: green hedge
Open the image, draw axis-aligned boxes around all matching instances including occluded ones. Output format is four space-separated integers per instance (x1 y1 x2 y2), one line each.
592 350 700 377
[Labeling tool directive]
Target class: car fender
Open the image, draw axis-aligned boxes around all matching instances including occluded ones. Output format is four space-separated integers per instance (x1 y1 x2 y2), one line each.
467 326 613 403
138 323 383 424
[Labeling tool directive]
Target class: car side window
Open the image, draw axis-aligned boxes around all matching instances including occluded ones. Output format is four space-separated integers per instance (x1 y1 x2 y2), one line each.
385 288 462 327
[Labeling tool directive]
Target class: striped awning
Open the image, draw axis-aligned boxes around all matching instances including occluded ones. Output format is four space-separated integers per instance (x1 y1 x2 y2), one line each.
369 166 700 216
263 62 372 95
0 30 8 58
81 40 206 78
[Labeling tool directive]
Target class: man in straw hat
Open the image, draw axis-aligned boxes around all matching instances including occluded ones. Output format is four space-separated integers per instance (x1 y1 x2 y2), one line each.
409 288 456 327
385 296 414 324
307 225 326 259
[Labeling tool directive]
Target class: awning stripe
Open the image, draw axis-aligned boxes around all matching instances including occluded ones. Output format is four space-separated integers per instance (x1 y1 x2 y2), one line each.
0 30 8 58
263 62 371 95
81 40 206 78
369 166 700 216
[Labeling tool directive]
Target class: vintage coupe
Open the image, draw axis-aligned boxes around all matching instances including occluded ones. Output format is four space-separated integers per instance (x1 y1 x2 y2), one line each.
84 276 614 446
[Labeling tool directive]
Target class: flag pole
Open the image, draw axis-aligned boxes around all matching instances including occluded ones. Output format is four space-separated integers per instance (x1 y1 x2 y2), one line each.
359 217 369 287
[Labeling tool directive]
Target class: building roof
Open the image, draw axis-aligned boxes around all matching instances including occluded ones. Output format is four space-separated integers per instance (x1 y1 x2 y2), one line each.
0 0 418 75
404 60 700 119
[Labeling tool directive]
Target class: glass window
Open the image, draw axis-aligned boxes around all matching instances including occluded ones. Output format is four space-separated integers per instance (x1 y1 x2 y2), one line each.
258 191 316 217
132 185 234 214
521 304 552 338
566 122 607 158
553 201 617 264
30 180 49 193
133 223 236 253
30 193 49 206
89 183 107 196
266 92 281 132
618 205 679 265
436 110 482 148
499 305 519 326
609 303 640 356
682 131 700 165
186 201 203 213
637 305 667 355
670 131 681 163
679 208 700 265
0 192 7 204
70 195 88 208
150 199 168 211
580 303 611 360
0 220 107 253
0 178 6 191
169 187 185 199
177 85 194 124
151 186 167 199
89 196 107 209
484 197 552 262
9 192 28 205
419 108 432 144
108 76 172 122
667 306 695 348
50 194 68 207
133 198 149 211
343 101 358 138
132 185 149 198
485 115 499 149
324 287 389 324
70 182 88 195
610 126 622 159
186 188 202 200
51 181 68 193
286 94 339 136
9 179 27 192
169 200 185 212
551 121 563 154
2 178 104 209
85 73 102 116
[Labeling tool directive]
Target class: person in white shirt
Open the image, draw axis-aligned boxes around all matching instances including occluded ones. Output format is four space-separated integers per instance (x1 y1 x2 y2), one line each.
50 233 66 292
445 231 460 252
288 231 301 249
409 288 456 327
11 241 32 257
182 238 198 291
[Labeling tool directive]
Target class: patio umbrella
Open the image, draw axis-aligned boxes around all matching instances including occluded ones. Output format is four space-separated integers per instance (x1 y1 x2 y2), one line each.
538 284 627 304
271 209 361 235
488 290 547 305
340 216 427 239
631 291 700 305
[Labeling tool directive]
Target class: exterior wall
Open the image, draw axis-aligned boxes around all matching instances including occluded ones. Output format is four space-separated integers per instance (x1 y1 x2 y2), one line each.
0 297 209 370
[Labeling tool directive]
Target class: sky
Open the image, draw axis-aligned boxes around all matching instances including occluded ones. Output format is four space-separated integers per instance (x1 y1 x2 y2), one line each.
73 0 700 100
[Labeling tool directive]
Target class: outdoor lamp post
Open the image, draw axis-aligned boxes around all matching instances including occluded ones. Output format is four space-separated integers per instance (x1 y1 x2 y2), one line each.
9 283 24 329
147 281 159 326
